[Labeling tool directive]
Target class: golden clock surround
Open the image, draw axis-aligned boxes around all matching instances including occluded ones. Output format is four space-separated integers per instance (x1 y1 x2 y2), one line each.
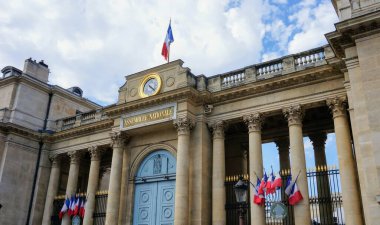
139 73 163 98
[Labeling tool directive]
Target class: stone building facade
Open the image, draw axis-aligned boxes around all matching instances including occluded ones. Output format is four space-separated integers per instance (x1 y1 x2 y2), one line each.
1 0 380 225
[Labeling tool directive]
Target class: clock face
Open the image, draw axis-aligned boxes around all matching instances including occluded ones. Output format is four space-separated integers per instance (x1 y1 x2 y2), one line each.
139 73 162 98
143 78 159 96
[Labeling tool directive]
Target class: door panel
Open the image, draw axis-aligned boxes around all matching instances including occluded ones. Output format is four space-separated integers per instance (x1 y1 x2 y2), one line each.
133 182 157 225
156 180 175 225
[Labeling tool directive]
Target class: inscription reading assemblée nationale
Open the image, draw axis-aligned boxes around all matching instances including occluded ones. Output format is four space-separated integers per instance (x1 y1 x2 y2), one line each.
123 107 174 128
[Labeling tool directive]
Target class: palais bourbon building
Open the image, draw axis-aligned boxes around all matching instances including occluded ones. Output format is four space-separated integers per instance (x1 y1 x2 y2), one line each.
1 1 380 225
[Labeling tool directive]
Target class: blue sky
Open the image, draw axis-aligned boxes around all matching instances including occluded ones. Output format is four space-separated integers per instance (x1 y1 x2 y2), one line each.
0 1 340 168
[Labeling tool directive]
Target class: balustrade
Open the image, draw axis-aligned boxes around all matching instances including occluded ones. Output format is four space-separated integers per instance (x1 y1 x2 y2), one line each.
221 71 246 87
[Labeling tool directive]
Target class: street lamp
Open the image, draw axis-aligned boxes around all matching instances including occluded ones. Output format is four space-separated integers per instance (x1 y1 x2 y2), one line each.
234 176 248 225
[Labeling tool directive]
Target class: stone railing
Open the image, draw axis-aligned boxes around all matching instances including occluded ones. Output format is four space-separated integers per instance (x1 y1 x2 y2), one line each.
207 45 333 91
56 109 106 131
221 70 246 87
0 108 11 123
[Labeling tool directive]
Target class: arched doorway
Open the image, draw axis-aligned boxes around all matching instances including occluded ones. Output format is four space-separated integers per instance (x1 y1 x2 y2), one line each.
133 150 176 225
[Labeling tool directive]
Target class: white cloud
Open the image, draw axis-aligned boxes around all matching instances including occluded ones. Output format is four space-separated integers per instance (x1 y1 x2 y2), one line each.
0 0 337 105
288 0 338 53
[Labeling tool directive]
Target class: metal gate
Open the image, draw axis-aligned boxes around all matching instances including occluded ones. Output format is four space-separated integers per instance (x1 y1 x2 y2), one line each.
225 166 344 225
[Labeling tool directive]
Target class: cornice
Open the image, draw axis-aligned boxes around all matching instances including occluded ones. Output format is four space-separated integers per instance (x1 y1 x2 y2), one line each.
326 11 380 58
0 122 40 140
50 119 113 140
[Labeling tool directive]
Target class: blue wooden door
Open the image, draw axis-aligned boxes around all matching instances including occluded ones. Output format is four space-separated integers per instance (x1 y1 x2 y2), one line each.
133 150 176 225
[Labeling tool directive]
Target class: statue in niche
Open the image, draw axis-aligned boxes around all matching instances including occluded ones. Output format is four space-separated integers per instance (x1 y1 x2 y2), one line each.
153 154 162 174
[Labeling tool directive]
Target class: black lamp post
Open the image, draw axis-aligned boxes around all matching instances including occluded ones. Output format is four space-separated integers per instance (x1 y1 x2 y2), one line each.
234 176 248 225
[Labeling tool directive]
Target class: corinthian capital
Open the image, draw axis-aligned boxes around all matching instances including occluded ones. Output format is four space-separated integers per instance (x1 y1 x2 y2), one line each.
88 146 104 161
326 96 347 118
209 120 227 139
67 151 83 164
48 154 61 168
110 131 129 148
243 113 264 132
173 117 194 135
283 105 304 126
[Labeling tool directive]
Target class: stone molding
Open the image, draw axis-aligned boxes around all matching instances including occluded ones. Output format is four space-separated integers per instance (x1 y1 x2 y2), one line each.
48 154 61 168
209 120 227 139
88 146 104 161
173 117 194 135
110 131 130 148
67 151 83 165
326 96 348 119
283 105 304 126
309 133 327 151
243 112 264 132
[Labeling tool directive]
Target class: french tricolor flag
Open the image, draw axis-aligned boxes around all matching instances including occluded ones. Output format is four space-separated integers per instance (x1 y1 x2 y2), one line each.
285 177 303 205
253 178 265 205
59 197 70 220
161 20 174 62
271 173 282 191
266 170 276 194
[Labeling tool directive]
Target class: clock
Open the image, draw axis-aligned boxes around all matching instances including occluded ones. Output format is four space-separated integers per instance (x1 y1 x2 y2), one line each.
139 73 162 98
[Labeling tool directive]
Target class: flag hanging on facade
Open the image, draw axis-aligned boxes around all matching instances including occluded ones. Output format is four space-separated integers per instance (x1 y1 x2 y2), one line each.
271 173 282 191
266 169 276 194
259 171 268 194
68 195 76 216
80 197 86 218
285 176 303 205
59 197 70 220
74 196 81 216
161 20 174 62
253 178 265 205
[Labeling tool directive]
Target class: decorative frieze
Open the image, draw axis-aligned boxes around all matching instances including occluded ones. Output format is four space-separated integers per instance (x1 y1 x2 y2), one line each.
173 117 194 135
283 105 304 126
243 112 264 132
326 96 348 118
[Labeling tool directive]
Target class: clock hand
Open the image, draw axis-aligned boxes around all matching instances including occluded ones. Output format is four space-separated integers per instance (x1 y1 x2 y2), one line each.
148 84 155 91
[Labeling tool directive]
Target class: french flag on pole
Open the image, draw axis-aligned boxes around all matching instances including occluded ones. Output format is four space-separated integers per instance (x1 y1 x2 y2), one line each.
285 176 303 205
271 173 282 191
259 171 268 193
253 178 265 205
266 169 276 194
161 20 174 62
59 197 70 220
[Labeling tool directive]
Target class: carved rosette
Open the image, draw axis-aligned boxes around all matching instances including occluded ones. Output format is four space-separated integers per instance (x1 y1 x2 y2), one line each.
88 146 103 161
48 154 61 168
67 151 83 165
243 112 264 132
210 120 226 139
326 96 347 118
309 133 327 152
110 131 130 148
283 105 304 126
173 117 194 136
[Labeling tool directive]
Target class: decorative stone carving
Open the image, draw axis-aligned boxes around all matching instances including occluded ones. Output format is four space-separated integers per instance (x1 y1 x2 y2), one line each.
309 133 327 152
326 96 347 118
67 151 83 164
209 120 227 139
243 112 264 132
48 154 61 168
283 105 304 126
88 146 104 161
173 117 194 135
110 131 130 148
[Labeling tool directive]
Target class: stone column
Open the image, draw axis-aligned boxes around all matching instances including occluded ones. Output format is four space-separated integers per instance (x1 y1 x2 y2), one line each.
242 148 248 175
41 154 61 225
243 113 265 225
283 105 311 225
62 151 82 225
105 131 128 225
173 117 194 225
83 146 103 225
210 121 227 225
274 138 290 172
309 133 334 225
327 97 364 225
